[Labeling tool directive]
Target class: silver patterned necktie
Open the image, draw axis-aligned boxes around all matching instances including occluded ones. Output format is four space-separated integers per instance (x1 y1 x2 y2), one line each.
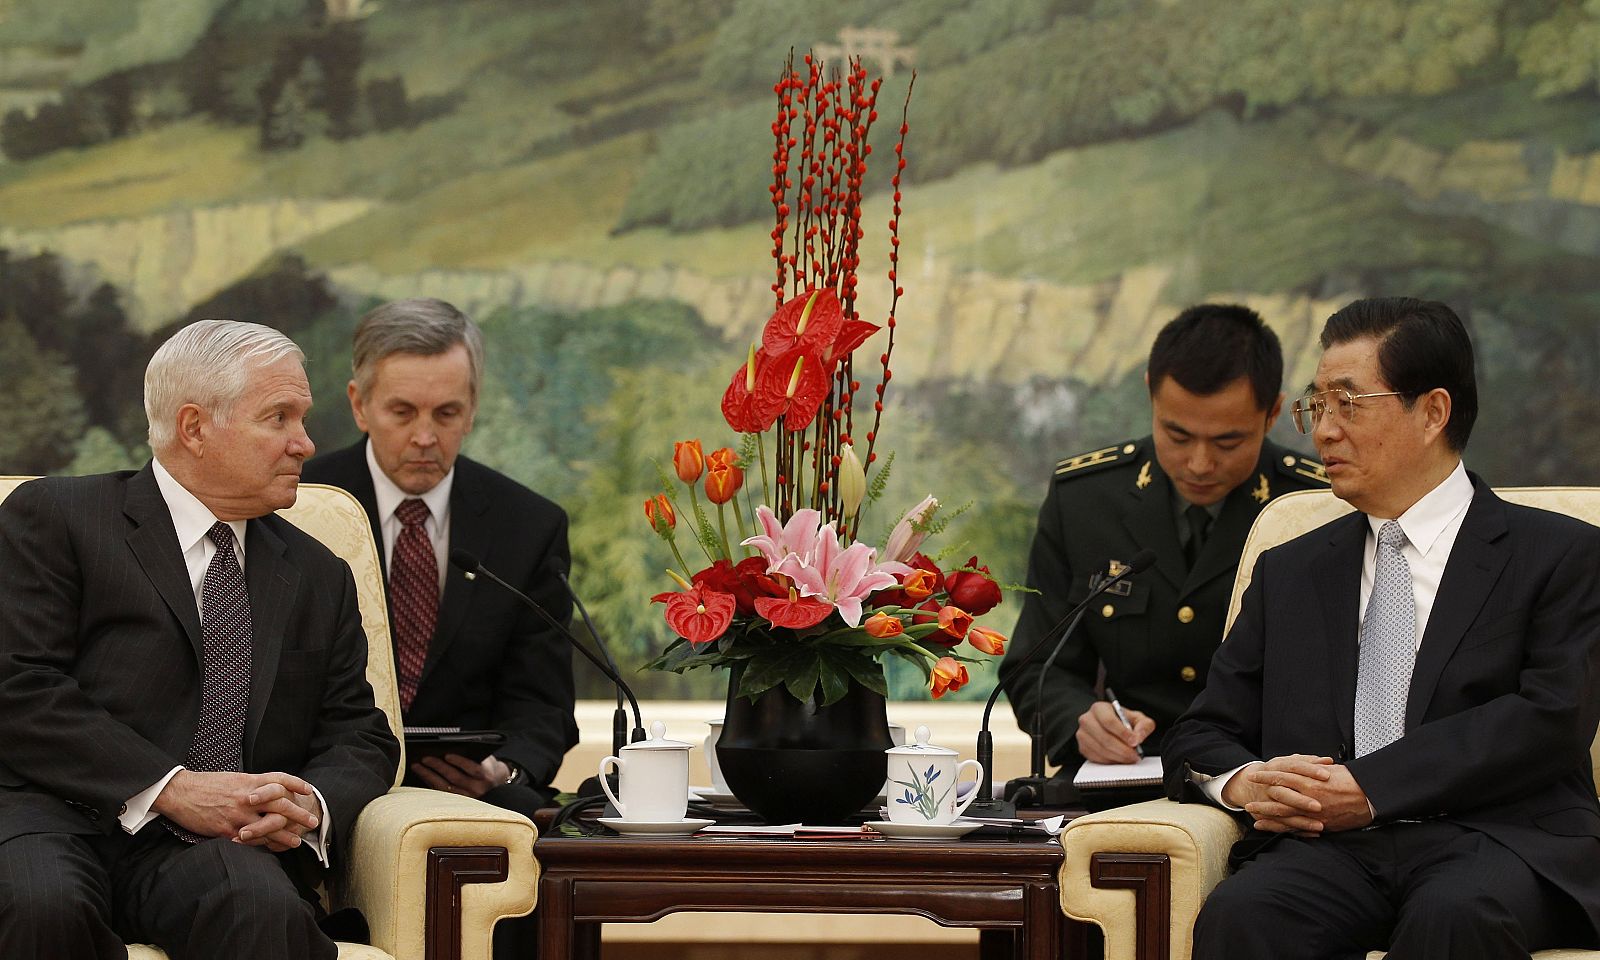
1353 520 1416 757
166 521 254 842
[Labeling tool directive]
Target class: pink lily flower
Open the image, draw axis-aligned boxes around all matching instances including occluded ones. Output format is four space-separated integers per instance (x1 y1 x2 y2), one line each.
777 523 911 627
742 505 824 569
882 495 939 563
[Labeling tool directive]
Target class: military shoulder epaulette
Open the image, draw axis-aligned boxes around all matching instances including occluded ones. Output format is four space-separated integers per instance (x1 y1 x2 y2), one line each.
1273 451 1330 485
1054 440 1140 479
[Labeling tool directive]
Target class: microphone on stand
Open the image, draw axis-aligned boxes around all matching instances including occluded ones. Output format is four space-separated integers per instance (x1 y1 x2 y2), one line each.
558 570 631 759
449 549 646 746
965 549 1157 818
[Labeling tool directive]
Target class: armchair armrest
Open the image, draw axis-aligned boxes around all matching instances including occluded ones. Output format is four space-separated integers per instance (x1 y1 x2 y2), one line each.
1060 798 1245 960
340 786 538 960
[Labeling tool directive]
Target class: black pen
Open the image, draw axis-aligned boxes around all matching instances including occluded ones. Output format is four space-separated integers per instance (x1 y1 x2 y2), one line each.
1105 686 1144 758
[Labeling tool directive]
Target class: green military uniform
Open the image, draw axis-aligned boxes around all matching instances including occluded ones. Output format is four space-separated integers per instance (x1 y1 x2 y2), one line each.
998 436 1328 774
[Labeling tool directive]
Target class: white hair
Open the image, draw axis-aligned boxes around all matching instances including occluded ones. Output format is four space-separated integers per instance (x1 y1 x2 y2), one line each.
145 319 305 451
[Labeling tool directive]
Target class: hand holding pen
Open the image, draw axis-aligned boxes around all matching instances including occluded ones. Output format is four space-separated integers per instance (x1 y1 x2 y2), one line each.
1076 687 1155 764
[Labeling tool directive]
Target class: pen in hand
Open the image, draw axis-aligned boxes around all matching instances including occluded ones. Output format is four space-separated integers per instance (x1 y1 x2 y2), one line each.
1104 687 1144 758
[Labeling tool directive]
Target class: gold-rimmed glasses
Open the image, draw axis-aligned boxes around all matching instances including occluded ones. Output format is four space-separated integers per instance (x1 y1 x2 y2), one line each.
1290 388 1407 434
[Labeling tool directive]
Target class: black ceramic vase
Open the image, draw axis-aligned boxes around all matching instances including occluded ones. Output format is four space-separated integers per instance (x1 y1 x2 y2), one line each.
716 664 892 824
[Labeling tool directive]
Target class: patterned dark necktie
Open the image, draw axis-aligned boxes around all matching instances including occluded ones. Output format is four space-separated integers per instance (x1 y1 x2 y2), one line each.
167 521 254 842
1354 521 1417 757
391 498 438 711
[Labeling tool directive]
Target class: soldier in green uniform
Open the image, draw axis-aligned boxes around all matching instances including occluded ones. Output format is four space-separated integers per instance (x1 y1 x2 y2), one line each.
1000 304 1328 790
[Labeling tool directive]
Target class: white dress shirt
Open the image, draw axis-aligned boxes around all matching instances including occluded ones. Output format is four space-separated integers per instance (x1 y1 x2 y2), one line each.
366 440 454 592
120 458 332 862
1201 461 1475 808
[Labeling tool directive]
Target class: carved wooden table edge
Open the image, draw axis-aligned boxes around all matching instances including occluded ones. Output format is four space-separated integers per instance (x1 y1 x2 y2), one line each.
534 830 1088 960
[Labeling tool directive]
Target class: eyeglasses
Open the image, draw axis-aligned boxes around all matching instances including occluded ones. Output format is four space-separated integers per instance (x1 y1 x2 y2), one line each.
1290 388 1407 434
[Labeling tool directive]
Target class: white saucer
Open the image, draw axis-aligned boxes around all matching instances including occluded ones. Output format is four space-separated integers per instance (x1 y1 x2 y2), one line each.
864 818 983 840
597 817 716 836
690 787 741 806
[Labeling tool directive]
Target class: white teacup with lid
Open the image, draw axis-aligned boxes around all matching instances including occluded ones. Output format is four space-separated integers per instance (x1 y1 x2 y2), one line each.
884 725 983 825
598 720 692 822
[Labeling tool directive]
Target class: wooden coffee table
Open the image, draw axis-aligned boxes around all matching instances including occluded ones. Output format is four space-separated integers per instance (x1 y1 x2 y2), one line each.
533 824 1088 959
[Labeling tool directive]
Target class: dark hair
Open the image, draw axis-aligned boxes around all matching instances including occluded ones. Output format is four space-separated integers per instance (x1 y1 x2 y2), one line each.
1147 303 1283 411
1319 297 1477 451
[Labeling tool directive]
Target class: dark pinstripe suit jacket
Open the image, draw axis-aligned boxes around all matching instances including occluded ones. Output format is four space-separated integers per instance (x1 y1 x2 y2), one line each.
0 466 399 854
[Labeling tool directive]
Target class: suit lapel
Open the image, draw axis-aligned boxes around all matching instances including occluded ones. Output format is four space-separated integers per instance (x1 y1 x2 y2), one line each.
243 517 298 760
1405 481 1509 728
1121 460 1187 590
421 460 487 685
1316 512 1367 752
123 466 204 661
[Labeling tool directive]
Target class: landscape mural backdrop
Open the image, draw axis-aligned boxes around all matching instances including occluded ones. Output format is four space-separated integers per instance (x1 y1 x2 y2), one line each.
4 0 1599 702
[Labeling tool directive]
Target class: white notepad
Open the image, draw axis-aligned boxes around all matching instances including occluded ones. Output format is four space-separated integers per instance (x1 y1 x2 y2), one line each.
1073 755 1163 789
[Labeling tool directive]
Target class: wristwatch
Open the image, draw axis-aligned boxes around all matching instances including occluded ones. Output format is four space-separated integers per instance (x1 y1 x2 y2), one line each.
502 762 526 787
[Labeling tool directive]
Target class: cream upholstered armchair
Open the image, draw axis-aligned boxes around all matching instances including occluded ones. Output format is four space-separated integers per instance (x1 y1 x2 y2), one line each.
0 478 537 960
1058 486 1600 960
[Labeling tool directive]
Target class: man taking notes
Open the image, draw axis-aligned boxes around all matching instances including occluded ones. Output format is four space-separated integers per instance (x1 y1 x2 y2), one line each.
1001 304 1328 788
1165 297 1600 958
0 320 398 960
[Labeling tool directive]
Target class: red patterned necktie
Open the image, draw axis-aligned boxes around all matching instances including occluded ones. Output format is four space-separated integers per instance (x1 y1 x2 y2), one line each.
166 521 253 843
391 498 438 710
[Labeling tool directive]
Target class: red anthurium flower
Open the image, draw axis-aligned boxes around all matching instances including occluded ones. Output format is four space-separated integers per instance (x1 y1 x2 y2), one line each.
705 462 744 505
673 440 705 484
937 605 974 640
824 319 880 366
754 346 829 430
762 288 845 356
651 585 736 646
931 657 969 699
644 494 675 537
863 611 904 638
945 557 1002 615
967 625 1006 656
722 345 784 433
755 588 833 629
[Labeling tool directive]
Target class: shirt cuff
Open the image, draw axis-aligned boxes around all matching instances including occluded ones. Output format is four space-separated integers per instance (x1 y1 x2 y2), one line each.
1197 761 1262 811
303 783 332 866
121 766 184 834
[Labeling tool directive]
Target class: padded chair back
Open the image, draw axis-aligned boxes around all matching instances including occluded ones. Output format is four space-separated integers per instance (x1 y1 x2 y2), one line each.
1224 485 1600 799
0 477 405 789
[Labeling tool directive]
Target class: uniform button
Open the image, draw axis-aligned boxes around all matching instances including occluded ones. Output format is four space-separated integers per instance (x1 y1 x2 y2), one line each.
1101 604 1115 619
1180 666 1198 682
1122 443 1136 454
1177 605 1195 624
1283 455 1295 467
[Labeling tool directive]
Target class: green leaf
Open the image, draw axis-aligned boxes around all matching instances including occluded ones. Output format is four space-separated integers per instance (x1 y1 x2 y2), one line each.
783 649 822 703
816 658 850 706
836 653 889 696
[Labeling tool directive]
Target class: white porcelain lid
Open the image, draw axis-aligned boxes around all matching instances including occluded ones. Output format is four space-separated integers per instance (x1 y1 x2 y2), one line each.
623 720 693 751
885 724 955 756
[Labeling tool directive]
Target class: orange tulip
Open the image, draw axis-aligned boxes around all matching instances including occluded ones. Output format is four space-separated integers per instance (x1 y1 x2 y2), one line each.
936 605 973 641
900 568 938 601
930 657 969 698
707 446 739 470
644 494 676 537
863 611 904 638
704 462 744 505
674 440 705 484
967 625 1006 656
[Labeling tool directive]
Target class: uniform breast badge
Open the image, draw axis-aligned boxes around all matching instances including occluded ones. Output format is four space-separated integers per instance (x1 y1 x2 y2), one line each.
1252 473 1270 504
1102 559 1134 596
1135 461 1152 490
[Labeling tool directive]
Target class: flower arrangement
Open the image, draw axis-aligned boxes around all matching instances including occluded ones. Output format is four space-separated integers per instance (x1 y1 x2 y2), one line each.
645 54 1007 705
